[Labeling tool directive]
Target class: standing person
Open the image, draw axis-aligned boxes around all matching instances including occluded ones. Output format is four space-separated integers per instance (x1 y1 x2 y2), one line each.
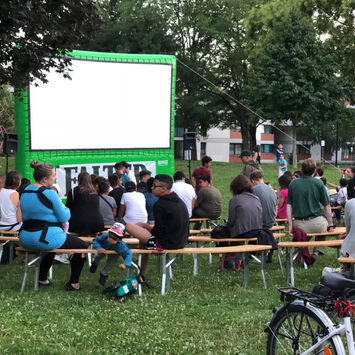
137 170 152 194
278 154 288 177
346 167 355 200
334 178 348 223
192 175 222 219
120 161 137 184
171 171 196 218
19 161 87 291
276 174 292 219
125 174 189 279
240 150 262 178
276 144 284 165
108 173 125 219
192 156 212 194
250 171 277 229
144 177 158 224
252 145 261 164
287 158 334 263
118 181 147 224
66 172 104 234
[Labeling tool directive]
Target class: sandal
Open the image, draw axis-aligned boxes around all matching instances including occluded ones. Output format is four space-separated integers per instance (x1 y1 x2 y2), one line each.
64 282 80 291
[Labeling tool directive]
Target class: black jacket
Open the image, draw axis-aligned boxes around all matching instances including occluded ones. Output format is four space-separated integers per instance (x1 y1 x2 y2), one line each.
151 192 189 249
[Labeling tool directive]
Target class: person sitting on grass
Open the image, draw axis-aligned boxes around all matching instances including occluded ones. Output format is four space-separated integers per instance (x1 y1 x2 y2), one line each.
90 223 132 286
125 174 189 281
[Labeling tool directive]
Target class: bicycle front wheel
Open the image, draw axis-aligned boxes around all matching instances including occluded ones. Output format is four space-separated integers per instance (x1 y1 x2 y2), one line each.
267 303 344 355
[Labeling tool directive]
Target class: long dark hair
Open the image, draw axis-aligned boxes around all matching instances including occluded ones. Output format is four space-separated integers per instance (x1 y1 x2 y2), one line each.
78 172 96 194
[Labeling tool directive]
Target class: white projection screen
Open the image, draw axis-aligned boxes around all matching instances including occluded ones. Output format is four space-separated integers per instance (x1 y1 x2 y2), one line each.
29 59 172 150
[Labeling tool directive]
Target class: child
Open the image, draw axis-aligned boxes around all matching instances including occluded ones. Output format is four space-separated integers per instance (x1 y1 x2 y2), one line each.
277 174 292 219
90 223 132 286
278 154 288 177
334 178 348 222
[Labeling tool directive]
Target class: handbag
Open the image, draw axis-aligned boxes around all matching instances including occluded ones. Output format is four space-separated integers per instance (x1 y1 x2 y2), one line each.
210 225 230 239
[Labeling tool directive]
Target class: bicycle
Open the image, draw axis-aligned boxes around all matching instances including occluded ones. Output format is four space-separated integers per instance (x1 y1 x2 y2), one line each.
266 272 355 354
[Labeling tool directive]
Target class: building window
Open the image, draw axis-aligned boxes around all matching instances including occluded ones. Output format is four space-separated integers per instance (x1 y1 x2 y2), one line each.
261 144 271 153
343 147 349 159
200 142 206 156
297 144 311 154
229 143 242 156
264 125 273 134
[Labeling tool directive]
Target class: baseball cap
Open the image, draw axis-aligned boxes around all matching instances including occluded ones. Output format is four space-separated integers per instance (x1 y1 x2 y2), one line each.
108 223 125 238
240 150 252 158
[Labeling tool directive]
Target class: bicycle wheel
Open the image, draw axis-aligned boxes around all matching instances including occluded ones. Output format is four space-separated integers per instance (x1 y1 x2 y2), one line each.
267 303 343 355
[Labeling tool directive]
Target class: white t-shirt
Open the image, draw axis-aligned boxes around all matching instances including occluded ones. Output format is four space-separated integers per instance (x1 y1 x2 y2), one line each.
171 180 196 217
337 186 348 205
120 191 147 224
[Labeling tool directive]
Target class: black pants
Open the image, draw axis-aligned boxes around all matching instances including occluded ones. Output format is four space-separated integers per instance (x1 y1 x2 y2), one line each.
39 235 87 284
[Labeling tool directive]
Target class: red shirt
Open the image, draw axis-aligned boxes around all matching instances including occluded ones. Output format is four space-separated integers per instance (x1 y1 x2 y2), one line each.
192 167 212 194
277 188 288 219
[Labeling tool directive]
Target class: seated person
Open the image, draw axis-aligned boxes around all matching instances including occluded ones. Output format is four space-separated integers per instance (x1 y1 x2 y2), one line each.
108 173 125 220
340 197 355 261
334 178 348 222
118 181 147 224
137 170 152 194
144 177 158 224
192 175 222 219
125 174 189 279
95 177 117 226
90 223 132 286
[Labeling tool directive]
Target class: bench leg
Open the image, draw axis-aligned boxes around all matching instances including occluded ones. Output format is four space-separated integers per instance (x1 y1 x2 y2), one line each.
278 249 284 274
162 254 167 295
261 251 267 289
285 248 290 285
48 266 53 280
192 242 198 276
9 241 14 264
34 261 40 291
243 252 249 287
290 248 295 287
21 252 29 293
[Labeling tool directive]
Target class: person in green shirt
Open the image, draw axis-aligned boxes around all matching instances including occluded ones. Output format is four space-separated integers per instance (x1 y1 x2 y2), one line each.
287 158 334 262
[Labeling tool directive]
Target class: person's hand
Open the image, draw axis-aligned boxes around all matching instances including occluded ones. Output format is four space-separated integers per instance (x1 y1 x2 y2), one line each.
288 227 293 235
327 225 335 232
119 263 126 270
340 232 347 240
97 248 105 254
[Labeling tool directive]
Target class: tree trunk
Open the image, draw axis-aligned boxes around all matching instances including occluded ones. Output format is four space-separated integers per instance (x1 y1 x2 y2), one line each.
240 123 253 150
248 125 257 149
292 122 297 169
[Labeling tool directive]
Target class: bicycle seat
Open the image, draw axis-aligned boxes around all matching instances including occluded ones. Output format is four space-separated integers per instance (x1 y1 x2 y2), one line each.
321 273 355 291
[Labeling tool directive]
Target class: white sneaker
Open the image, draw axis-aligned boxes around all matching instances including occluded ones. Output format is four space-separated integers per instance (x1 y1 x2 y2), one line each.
54 254 70 264
322 267 341 276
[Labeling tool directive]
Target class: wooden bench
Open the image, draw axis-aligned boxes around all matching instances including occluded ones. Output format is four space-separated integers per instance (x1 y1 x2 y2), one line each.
275 218 287 223
16 244 272 294
279 239 344 286
338 257 355 278
0 231 20 263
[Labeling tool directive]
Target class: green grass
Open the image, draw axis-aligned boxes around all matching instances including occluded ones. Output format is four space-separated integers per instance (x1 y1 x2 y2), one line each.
0 159 353 354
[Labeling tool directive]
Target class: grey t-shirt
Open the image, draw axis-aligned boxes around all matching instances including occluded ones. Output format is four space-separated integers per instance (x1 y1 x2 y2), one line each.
253 183 277 228
99 195 117 225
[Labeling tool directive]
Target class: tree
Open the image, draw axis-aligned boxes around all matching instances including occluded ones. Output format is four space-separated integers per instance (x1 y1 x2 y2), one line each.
0 86 15 132
0 1 101 88
246 6 348 167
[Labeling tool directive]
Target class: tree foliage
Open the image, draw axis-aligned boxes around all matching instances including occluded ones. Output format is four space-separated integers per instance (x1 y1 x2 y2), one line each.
0 86 15 132
0 0 102 88
246 5 348 165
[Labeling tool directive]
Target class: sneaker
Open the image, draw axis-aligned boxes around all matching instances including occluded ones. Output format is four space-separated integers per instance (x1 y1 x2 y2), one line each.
99 272 108 286
146 237 157 250
90 262 98 273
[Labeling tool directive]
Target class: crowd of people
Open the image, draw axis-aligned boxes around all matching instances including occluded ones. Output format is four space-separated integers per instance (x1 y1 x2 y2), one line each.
1 153 355 289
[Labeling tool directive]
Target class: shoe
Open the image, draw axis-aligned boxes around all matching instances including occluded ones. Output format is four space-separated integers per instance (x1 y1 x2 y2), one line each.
64 282 80 291
235 260 241 271
310 254 318 265
146 237 157 250
90 262 97 273
99 272 108 286
38 281 51 287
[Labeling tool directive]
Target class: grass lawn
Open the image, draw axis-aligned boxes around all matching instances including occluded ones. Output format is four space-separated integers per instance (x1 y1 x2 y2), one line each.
0 158 353 354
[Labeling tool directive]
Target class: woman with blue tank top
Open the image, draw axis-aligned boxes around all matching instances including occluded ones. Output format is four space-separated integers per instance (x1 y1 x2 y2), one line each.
20 161 87 291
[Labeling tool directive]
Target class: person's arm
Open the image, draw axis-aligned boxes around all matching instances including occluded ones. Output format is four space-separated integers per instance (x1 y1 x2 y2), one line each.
92 234 104 250
192 198 196 210
277 195 285 209
151 203 165 237
117 242 133 267
10 191 22 222
326 181 338 189
287 204 293 234
48 190 71 223
118 204 126 220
